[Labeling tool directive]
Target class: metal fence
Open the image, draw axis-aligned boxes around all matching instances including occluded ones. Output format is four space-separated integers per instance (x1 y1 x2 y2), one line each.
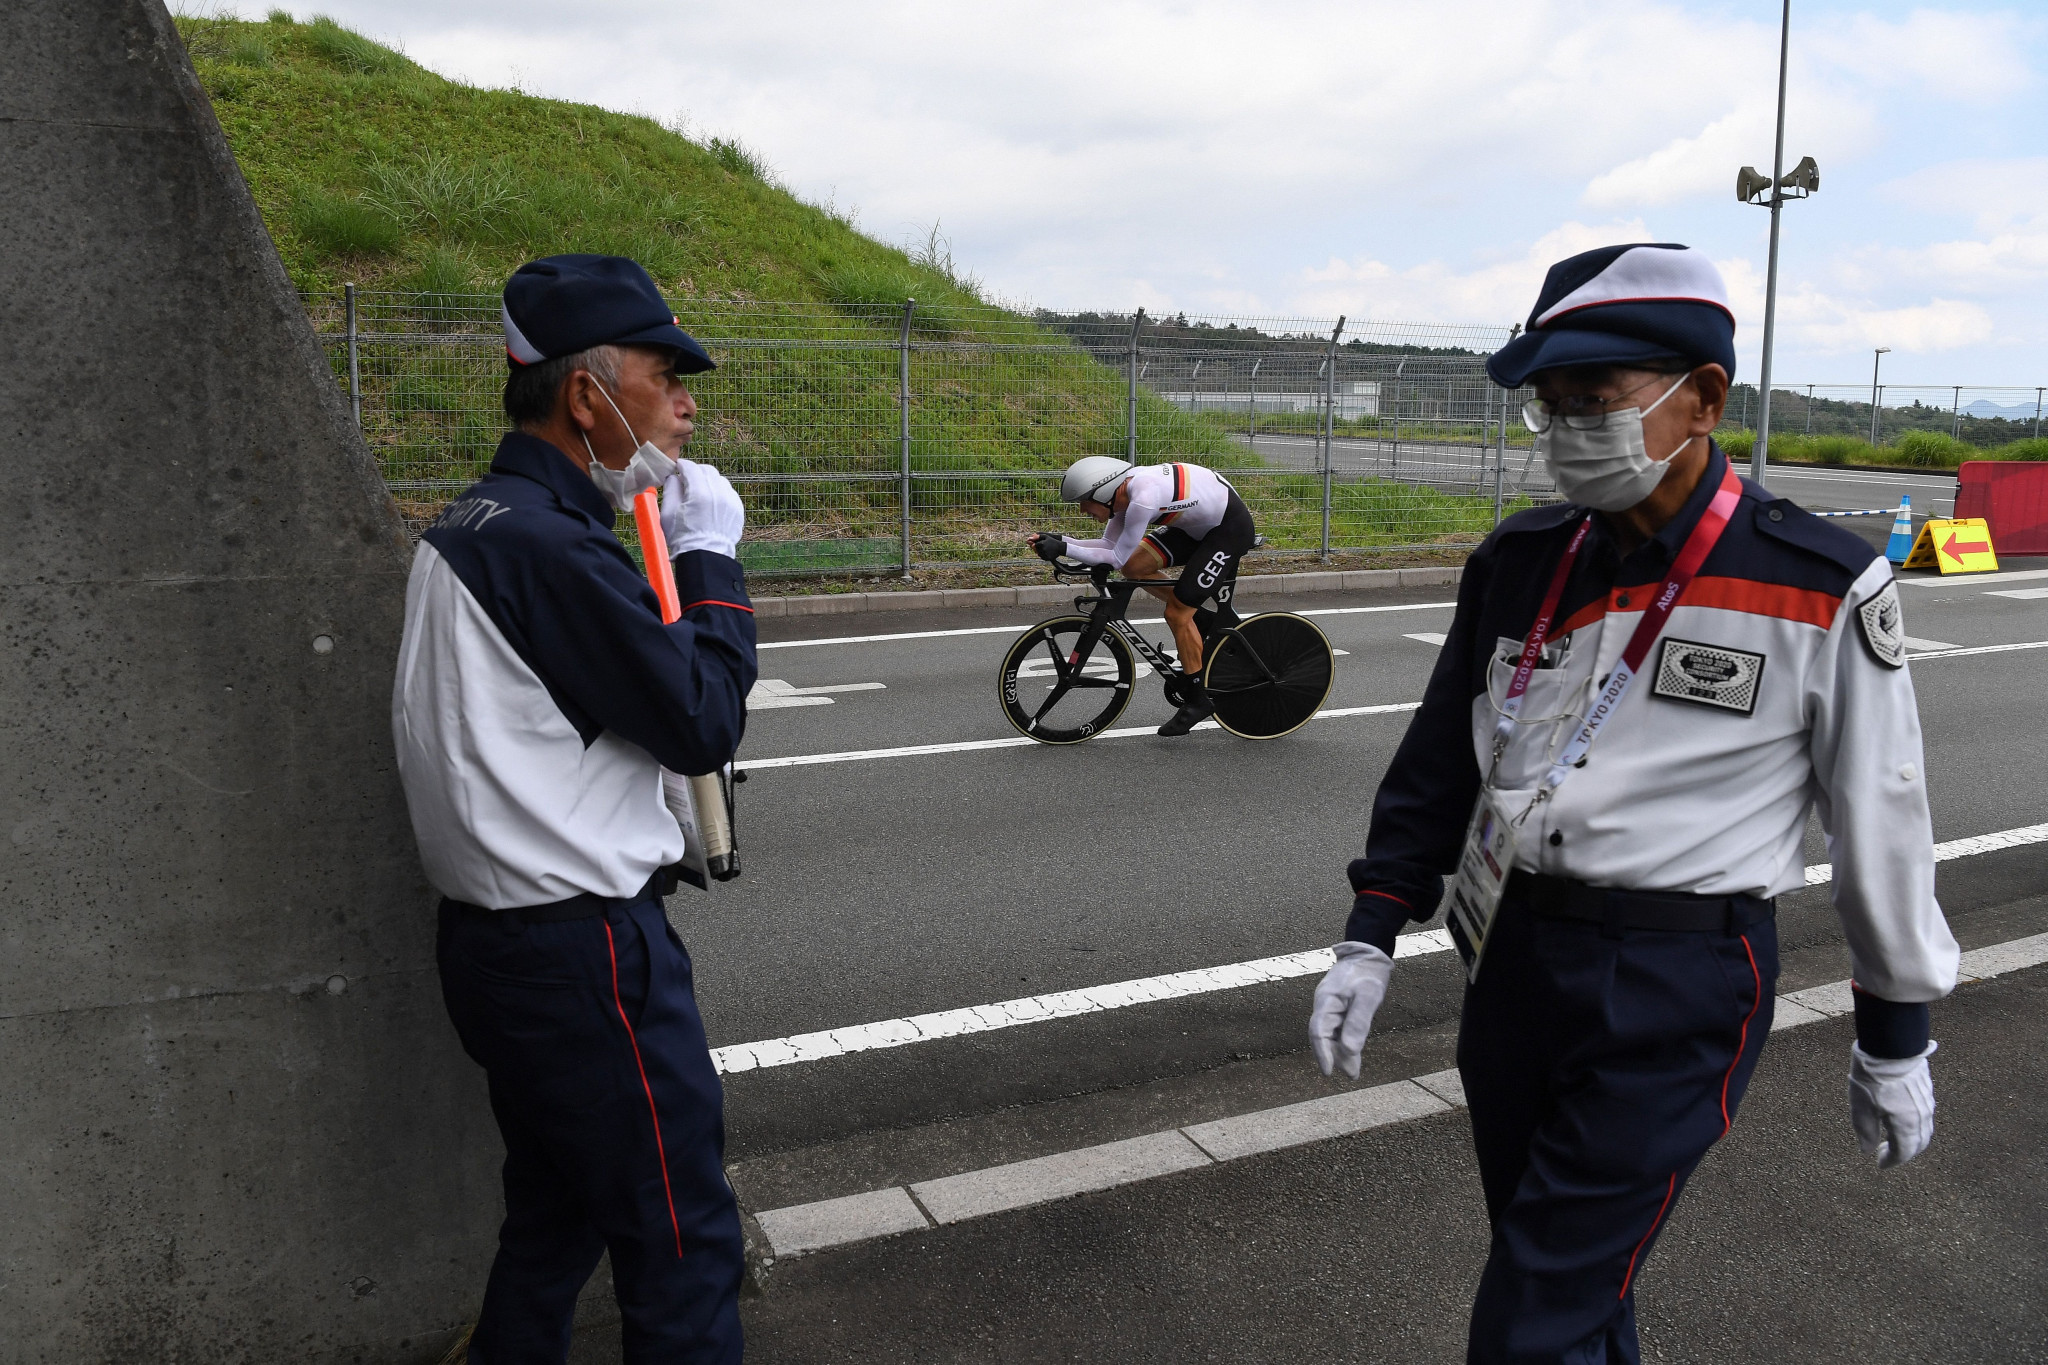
306 290 1544 575
1717 383 2048 447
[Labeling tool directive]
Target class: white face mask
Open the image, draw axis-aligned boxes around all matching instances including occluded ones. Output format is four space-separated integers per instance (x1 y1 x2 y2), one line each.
1537 373 1697 512
580 380 678 512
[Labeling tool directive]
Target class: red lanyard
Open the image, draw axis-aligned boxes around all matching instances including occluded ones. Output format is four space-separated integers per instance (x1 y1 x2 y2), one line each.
1492 461 1743 792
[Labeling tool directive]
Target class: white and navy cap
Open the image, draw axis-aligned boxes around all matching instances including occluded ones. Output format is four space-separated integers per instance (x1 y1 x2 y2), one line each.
1486 243 1736 388
501 254 714 375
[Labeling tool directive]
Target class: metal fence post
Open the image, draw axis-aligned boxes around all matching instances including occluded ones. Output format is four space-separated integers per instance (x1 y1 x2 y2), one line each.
1805 383 1814 435
1247 358 1260 446
897 298 916 578
2035 387 2043 440
1492 385 1506 527
1127 308 1144 462
1321 316 1345 561
1952 384 1962 440
344 282 361 429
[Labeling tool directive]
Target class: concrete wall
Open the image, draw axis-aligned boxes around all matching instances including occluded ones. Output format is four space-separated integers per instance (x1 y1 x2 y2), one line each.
0 4 504 1358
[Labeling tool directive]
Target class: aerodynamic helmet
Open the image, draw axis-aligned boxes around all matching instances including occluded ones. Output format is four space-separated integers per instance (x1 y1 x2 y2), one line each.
1060 456 1135 506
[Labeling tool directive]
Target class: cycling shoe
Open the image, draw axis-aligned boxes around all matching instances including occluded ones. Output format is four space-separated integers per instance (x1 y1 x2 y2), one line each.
1157 696 1215 737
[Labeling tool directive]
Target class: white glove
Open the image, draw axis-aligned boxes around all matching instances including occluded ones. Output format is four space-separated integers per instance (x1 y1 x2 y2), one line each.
660 459 746 560
1849 1040 1937 1169
1308 942 1393 1080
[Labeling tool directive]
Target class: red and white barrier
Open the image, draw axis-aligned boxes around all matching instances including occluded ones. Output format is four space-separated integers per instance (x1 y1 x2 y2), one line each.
1954 461 2048 555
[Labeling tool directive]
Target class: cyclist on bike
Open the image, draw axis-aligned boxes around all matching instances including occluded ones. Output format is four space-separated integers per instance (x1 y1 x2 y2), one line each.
1030 456 1258 737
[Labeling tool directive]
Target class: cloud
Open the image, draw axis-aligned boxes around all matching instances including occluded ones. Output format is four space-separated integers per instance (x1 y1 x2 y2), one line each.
1294 220 1657 324
1581 9 2030 211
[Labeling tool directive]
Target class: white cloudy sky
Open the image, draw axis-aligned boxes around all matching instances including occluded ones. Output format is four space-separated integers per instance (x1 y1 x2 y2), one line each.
215 1 2046 389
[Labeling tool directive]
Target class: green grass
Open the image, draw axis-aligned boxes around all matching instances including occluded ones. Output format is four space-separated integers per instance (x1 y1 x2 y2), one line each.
1716 429 2048 469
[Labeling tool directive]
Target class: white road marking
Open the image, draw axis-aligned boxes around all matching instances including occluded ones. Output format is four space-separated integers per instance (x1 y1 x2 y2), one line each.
719 823 2045 1076
758 601 1458 652
750 928 2048 1258
1988 587 2048 600
1404 632 1448 646
1802 822 2048 886
1901 636 1957 652
740 702 1421 771
1900 568 2048 587
748 679 888 710
1905 639 2048 661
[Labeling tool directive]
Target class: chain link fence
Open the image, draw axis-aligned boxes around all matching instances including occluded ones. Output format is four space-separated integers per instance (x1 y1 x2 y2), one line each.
1717 382 2048 448
306 290 1548 576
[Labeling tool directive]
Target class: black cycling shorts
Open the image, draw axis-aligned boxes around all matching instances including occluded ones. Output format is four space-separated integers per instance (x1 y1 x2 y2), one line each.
1143 490 1256 612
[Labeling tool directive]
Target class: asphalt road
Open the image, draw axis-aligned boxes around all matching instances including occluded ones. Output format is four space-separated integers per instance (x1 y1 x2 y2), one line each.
620 520 2046 1362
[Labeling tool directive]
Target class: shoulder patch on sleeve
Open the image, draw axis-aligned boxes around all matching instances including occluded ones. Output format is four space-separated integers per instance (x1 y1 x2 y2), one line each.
1855 580 1907 669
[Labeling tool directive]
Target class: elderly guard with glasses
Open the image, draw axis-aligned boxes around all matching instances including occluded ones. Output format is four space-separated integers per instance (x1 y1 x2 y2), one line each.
1306 244 1958 1365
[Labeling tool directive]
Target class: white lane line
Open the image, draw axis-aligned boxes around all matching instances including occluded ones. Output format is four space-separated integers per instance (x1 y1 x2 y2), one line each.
1901 636 1957 652
1901 568 2048 587
1404 632 1448 646
762 625 1032 650
715 929 1454 1075
720 822 2045 1075
740 702 1422 771
1989 587 2048 600
749 928 2048 1259
1803 822 2047 885
1906 639 2048 661
758 601 1459 651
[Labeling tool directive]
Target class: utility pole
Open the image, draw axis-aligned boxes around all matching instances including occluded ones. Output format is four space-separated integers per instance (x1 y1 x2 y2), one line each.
1869 347 1890 446
1747 0 1794 485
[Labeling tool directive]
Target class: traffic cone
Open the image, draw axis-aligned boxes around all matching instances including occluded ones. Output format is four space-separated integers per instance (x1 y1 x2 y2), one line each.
1885 495 1914 564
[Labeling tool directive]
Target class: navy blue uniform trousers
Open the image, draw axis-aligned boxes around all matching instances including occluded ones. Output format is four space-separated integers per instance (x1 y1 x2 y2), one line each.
1458 894 1778 1365
438 893 743 1364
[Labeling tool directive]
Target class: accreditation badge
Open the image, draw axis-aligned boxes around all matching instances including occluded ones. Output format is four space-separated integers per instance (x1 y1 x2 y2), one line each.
1445 788 1518 983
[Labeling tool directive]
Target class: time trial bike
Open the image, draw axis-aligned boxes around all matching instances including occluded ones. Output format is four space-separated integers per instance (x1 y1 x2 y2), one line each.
997 559 1335 744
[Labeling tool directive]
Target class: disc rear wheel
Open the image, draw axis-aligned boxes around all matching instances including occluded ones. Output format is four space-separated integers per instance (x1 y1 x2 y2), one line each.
997 616 1136 744
1203 612 1334 739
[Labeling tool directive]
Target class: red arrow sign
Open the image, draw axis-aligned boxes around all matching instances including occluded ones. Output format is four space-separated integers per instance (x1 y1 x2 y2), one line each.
1940 528 1992 559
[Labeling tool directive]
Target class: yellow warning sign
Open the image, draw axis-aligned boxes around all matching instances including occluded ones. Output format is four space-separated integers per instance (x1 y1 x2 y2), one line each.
1900 517 2000 574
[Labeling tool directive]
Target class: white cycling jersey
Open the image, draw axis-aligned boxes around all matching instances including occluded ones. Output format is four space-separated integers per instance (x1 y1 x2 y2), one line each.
1062 462 1235 569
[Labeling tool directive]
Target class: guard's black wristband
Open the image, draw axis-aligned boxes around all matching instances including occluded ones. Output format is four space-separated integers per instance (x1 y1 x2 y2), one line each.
1851 984 1930 1058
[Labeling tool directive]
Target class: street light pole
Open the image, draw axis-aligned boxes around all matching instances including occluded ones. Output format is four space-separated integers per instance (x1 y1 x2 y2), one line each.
1751 0 1793 485
1869 347 1889 446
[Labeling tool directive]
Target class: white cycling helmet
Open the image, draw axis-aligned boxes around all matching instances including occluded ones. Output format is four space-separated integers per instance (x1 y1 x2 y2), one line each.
1060 456 1135 506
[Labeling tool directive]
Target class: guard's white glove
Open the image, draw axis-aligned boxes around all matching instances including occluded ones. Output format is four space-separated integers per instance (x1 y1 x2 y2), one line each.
1849 1040 1937 1169
1308 942 1393 1080
660 459 746 560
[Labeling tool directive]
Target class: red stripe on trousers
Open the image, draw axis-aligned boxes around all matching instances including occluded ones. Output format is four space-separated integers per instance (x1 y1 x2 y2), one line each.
1720 933 1762 1135
1619 1173 1677 1299
605 920 686 1258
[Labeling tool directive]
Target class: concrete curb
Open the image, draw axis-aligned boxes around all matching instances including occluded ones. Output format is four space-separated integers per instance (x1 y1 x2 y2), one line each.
752 566 1465 619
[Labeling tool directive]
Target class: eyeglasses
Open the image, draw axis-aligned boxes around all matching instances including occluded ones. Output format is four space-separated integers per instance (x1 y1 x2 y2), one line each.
1523 372 1686 432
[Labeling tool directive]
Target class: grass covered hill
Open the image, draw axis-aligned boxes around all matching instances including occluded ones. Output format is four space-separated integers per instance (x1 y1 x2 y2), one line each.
174 10 995 310
171 13 1524 571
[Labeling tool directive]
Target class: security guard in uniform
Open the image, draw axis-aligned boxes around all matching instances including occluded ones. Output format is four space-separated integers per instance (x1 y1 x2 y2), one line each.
1307 244 1959 1364
393 255 756 1363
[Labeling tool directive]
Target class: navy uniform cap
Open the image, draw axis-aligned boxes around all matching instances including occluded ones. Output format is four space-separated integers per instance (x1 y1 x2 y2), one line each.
502 254 714 375
1486 243 1736 389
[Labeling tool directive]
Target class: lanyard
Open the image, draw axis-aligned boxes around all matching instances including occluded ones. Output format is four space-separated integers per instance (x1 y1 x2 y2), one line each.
1491 461 1743 804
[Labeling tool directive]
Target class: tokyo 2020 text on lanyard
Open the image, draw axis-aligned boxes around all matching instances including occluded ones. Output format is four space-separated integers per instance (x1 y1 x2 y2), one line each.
1445 461 1744 979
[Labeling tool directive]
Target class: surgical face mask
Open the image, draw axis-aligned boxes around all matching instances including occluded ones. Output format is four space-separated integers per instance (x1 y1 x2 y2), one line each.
581 380 678 511
1535 373 1697 512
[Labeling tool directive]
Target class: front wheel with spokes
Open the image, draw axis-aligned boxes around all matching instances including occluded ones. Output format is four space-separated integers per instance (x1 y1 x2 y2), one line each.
997 615 1136 744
